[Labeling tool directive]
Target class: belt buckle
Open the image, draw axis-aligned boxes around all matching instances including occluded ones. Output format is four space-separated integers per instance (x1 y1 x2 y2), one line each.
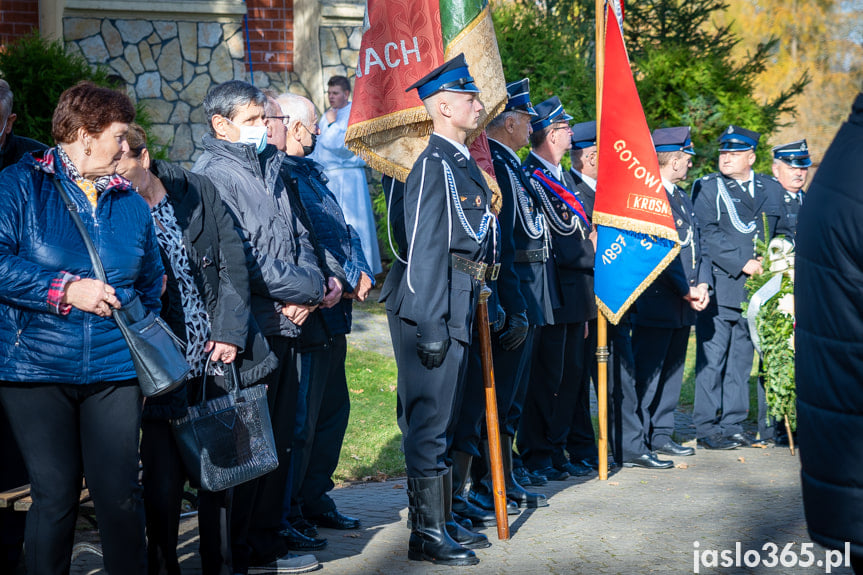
486 263 500 281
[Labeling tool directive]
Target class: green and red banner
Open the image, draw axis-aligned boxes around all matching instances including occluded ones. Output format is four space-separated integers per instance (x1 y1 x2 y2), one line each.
593 4 680 323
345 0 506 182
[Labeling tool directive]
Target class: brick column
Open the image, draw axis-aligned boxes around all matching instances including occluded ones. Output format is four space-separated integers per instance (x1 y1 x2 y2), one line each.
0 0 40 48
245 0 293 75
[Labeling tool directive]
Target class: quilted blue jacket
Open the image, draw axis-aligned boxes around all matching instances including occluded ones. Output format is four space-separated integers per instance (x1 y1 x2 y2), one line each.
0 148 164 384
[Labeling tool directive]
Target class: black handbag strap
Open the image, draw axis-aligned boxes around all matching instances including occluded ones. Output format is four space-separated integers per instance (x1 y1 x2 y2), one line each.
196 356 241 405
52 178 109 283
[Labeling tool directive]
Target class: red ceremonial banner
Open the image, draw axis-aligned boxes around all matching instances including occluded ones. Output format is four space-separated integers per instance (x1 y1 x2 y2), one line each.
349 0 443 129
593 7 677 240
345 0 507 187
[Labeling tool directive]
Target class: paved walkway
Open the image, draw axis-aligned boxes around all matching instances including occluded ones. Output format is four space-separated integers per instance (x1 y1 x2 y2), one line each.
66 308 848 574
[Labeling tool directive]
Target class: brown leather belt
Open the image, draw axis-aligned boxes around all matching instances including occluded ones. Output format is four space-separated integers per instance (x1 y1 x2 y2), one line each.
514 247 549 263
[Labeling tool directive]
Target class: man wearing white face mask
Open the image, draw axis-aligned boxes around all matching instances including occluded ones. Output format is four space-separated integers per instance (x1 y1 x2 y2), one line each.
193 80 325 575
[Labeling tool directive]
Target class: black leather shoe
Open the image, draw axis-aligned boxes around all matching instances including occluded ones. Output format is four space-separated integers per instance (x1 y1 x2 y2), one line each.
513 466 547 486
532 466 569 481
307 509 361 530
697 433 740 450
467 489 520 515
622 453 674 469
452 494 498 526
579 456 618 471
291 517 319 538
774 433 790 447
557 461 594 477
725 432 758 448
279 524 327 551
653 439 695 457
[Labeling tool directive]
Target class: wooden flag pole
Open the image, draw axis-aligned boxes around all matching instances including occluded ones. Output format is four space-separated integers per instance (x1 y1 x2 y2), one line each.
595 0 610 481
477 284 510 539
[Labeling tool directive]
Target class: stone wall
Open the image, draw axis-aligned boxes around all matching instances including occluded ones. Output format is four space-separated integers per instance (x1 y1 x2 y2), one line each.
60 1 367 164
319 24 363 85
63 15 312 165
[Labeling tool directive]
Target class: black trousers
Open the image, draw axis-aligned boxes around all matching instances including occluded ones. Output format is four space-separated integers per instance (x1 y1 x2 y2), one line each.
0 380 146 575
231 336 300 572
140 418 232 575
694 304 753 438
607 318 648 464
566 317 598 463
633 324 690 447
517 321 586 470
0 402 27 572
395 317 470 477
292 334 351 517
451 326 536 458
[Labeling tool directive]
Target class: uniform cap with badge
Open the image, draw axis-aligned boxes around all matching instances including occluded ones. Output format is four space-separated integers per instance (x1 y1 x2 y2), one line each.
718 125 760 152
530 96 574 132
652 126 696 155
571 121 597 149
406 53 480 100
772 139 812 168
504 78 538 116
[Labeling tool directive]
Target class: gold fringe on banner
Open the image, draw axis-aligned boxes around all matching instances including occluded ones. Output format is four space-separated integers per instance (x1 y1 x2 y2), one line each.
596 243 681 325
345 6 508 185
593 211 681 242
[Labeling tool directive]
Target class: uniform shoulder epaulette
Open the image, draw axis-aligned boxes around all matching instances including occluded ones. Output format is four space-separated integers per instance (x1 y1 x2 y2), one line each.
701 173 718 181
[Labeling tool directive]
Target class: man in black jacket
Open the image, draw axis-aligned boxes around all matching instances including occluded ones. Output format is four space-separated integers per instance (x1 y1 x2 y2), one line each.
518 97 598 478
0 80 46 172
193 80 324 575
269 92 371 537
564 121 602 473
383 54 493 566
0 77 46 575
692 125 790 451
454 78 548 515
632 127 710 460
797 91 863 573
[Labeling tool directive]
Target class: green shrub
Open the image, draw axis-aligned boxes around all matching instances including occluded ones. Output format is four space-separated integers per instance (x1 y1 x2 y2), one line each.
0 32 164 156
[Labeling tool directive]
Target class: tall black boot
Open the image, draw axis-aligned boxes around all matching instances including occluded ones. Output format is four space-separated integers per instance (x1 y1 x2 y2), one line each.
450 451 497 526
501 435 548 508
443 469 490 550
407 475 479 566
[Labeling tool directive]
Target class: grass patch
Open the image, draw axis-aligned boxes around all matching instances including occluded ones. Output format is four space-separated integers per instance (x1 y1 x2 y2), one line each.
681 328 759 422
353 297 388 316
335 344 404 483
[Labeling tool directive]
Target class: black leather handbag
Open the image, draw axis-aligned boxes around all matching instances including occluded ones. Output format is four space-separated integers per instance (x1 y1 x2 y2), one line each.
54 178 191 397
172 358 278 491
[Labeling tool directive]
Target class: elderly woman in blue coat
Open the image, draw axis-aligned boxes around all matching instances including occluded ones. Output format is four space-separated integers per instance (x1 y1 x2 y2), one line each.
0 82 162 574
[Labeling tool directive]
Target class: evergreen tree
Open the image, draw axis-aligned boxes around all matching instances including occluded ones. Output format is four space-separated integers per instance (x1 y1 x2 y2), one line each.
624 0 809 178
491 0 809 179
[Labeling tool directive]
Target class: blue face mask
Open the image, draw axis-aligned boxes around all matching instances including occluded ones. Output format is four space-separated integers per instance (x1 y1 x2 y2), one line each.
227 118 268 154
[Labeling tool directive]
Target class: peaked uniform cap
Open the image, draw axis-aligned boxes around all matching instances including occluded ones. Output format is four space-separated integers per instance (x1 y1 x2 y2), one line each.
571 121 597 149
718 125 760 151
504 78 538 116
406 53 480 100
530 96 573 132
772 139 812 168
652 126 695 155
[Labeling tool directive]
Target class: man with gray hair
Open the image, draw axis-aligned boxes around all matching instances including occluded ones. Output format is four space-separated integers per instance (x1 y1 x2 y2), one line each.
193 80 324 575
0 78 45 573
0 79 46 171
268 92 372 536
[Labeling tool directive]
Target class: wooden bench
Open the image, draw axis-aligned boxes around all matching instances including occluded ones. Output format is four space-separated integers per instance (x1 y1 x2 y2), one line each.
0 483 92 512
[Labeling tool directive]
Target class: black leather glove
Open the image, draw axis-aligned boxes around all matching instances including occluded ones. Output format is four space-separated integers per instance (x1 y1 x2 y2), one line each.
499 310 529 351
490 303 506 333
417 339 450 369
